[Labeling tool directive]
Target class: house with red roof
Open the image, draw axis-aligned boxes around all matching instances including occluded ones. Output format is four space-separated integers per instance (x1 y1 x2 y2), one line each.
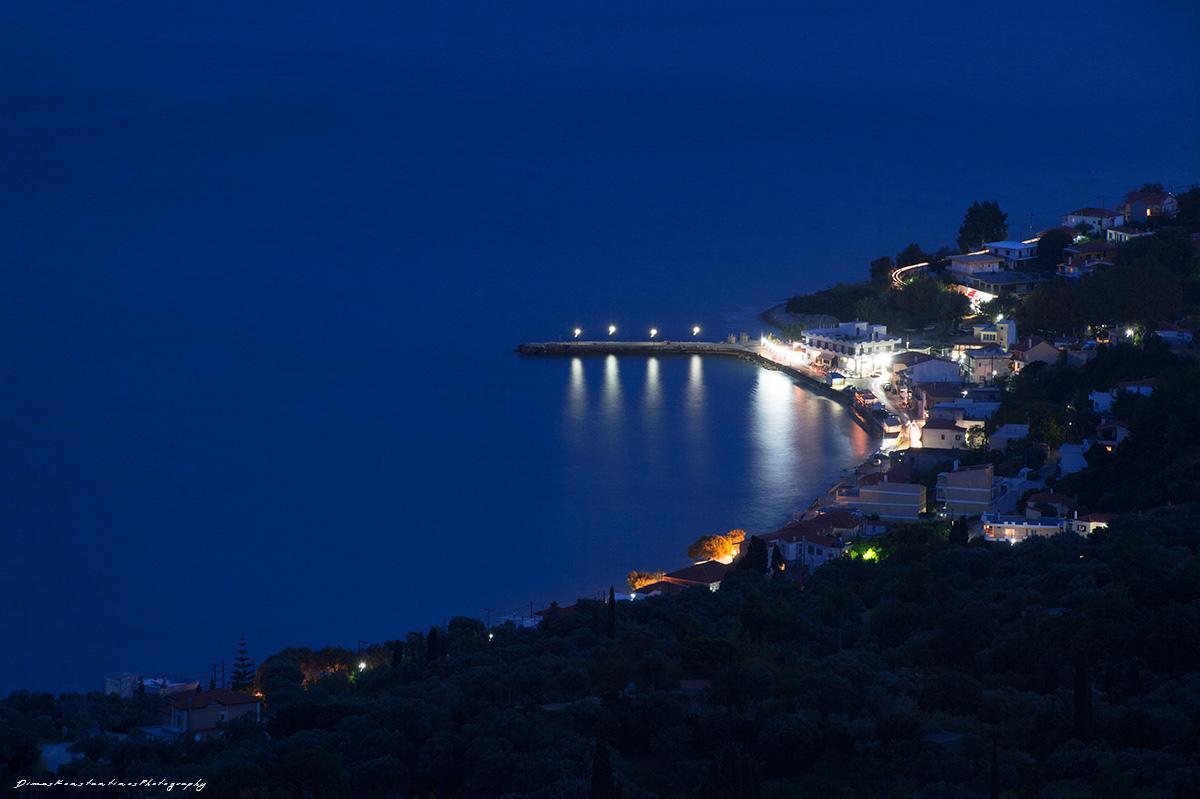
1063 512 1115 536
760 517 850 569
1122 190 1178 221
1010 336 1061 373
165 689 261 740
1062 207 1124 234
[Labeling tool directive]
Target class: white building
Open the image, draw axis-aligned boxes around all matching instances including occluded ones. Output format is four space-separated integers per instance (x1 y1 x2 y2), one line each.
948 252 1004 276
1106 225 1151 244
981 513 1063 543
985 239 1039 268
1058 440 1092 477
1062 208 1123 233
971 319 1018 350
967 346 1011 384
799 321 901 377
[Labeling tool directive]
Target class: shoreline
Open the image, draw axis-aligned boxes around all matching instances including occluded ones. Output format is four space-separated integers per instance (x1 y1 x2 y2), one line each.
516 340 886 438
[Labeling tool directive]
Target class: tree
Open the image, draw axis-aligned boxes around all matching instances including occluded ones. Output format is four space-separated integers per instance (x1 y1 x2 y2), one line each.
589 735 619 799
391 641 404 668
869 255 895 283
1035 227 1073 272
606 586 616 638
1073 649 1094 741
698 748 760 799
626 570 665 591
770 544 786 577
425 627 444 662
688 534 736 562
737 536 769 573
949 517 969 546
231 636 255 692
896 242 930 268
957 200 1008 252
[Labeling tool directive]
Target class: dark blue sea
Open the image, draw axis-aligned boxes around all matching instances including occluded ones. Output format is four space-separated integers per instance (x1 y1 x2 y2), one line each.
2 1 1197 691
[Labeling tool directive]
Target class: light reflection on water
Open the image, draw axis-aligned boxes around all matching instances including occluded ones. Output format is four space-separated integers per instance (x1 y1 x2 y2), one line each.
559 354 874 537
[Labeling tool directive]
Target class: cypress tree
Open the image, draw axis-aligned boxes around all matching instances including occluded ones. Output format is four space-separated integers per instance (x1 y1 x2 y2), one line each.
606 587 616 639
737 536 769 573
589 735 617 799
426 627 443 662
391 640 404 668
231 636 256 691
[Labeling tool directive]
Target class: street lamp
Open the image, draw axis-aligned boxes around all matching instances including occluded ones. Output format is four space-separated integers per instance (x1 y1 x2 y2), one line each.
692 325 701 336
608 325 617 336
649 328 658 338
357 661 366 672
573 327 582 339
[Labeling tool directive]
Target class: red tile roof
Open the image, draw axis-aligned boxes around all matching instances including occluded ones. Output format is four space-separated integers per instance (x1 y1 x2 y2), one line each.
1078 513 1114 523
1125 190 1173 206
1028 492 1076 507
167 689 259 710
666 560 730 585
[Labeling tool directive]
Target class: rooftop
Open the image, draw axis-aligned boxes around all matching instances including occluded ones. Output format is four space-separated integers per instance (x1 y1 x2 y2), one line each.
167 689 259 711
666 560 730 585
1067 207 1121 218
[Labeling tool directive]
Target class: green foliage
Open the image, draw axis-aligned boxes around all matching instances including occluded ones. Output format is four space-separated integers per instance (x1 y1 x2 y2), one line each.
957 200 1008 252
9 508 1200 797
1035 227 1074 272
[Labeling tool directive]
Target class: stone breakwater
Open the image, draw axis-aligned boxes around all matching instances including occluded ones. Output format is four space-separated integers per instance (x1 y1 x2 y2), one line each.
515 341 884 437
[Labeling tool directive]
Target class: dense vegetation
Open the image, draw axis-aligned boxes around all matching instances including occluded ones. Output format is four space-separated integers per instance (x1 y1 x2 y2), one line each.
6 507 1200 798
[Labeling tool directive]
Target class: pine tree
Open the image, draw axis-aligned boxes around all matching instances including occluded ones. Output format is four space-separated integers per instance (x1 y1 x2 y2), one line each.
606 587 616 639
231 636 256 692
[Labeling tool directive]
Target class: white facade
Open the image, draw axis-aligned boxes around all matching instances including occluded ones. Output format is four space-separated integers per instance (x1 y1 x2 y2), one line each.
985 239 1039 267
799 321 901 377
1062 208 1123 233
1058 440 1092 477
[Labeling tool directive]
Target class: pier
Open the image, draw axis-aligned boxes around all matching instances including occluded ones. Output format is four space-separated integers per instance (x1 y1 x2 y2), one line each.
516 340 886 437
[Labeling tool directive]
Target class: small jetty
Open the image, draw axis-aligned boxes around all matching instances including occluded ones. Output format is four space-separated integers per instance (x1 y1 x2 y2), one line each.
516 340 884 436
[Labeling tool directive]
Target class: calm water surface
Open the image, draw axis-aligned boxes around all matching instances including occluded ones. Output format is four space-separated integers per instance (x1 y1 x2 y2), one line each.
2 1 1196 691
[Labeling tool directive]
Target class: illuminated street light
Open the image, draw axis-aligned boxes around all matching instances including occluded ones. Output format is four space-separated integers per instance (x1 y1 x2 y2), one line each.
608 324 617 336
649 328 658 338
573 327 582 338
692 325 701 336
357 661 367 672
1125 327 1135 338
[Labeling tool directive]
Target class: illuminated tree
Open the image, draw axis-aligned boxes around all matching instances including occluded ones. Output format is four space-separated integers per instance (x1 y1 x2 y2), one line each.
626 571 665 591
688 535 735 562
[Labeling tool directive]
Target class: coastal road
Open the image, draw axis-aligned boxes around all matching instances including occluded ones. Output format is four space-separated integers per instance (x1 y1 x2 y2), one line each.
869 374 921 450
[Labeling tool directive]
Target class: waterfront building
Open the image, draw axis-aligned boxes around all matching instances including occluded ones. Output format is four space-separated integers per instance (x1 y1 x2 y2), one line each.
833 473 925 521
1062 207 1124 234
936 463 1004 516
798 321 901 377
891 351 963 385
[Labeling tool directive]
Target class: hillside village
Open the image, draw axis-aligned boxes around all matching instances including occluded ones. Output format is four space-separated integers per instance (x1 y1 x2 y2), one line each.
627 184 1200 597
